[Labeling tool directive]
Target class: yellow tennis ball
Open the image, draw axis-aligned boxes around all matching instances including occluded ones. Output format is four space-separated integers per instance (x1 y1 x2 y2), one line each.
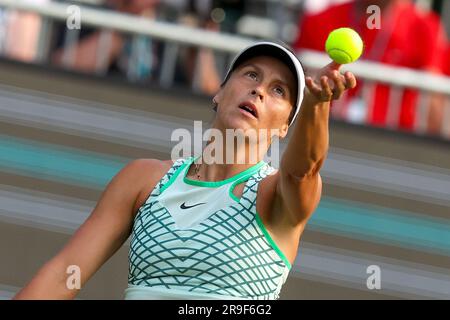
325 28 363 64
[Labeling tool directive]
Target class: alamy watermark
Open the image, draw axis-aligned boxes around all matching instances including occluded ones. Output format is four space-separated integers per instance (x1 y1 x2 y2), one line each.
366 265 381 290
66 5 81 30
171 121 282 167
66 265 81 290
367 5 381 30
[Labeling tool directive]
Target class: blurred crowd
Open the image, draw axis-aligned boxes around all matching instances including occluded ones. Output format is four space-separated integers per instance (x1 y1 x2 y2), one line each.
0 0 449 136
0 0 251 94
295 0 449 135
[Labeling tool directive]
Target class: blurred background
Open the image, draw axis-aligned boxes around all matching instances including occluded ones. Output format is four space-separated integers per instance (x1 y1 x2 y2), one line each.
0 0 449 299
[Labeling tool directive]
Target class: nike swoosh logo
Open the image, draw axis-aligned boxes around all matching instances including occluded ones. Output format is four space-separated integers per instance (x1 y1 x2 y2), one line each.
180 202 206 210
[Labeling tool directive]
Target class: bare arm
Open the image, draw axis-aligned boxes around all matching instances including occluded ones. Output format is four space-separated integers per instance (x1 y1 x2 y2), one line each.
13 159 162 299
278 62 357 226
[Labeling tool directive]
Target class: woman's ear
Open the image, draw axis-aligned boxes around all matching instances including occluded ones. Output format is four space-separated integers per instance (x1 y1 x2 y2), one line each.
279 123 289 139
213 87 225 112
213 90 221 106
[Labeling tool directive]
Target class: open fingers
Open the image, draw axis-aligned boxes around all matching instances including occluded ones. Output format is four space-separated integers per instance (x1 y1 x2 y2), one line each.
307 71 357 102
330 70 346 100
344 71 357 89
306 76 323 97
320 76 333 100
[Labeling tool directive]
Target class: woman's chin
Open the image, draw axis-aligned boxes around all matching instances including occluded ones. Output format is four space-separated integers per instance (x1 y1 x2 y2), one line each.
223 115 258 131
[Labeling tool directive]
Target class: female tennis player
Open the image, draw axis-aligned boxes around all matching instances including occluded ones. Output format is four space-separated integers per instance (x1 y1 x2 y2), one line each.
14 41 356 300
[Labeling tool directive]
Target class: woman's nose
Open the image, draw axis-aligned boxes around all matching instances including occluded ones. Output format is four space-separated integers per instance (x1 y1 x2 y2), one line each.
251 88 264 101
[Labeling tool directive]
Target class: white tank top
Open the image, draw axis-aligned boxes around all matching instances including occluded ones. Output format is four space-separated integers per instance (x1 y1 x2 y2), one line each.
125 157 292 300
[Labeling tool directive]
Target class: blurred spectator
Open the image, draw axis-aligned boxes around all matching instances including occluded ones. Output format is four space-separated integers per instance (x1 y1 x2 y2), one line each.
52 0 160 81
446 44 450 76
50 0 221 93
2 0 49 62
302 0 352 15
110 0 161 81
109 0 160 15
423 10 448 136
162 0 243 94
294 0 448 133
212 0 245 33
441 43 450 138
172 0 222 94
162 0 213 20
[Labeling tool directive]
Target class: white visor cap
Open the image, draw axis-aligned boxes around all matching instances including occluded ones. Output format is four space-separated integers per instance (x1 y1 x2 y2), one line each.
222 42 306 126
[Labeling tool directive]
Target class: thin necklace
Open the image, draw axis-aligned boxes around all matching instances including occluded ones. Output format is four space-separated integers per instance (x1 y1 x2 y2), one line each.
193 159 202 180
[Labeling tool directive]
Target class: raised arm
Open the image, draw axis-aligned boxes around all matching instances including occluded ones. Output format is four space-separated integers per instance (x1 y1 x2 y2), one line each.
278 62 357 226
13 159 162 299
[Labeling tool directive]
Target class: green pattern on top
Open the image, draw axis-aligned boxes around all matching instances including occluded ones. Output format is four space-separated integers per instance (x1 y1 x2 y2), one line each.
128 158 290 300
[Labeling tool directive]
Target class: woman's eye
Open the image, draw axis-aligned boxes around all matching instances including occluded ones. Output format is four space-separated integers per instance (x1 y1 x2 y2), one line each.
274 87 284 96
246 72 257 80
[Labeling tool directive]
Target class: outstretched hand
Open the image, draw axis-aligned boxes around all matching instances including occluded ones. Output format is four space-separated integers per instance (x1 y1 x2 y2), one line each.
305 62 357 103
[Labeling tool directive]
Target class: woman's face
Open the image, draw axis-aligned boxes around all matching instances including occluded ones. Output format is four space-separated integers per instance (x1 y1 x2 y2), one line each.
213 55 296 139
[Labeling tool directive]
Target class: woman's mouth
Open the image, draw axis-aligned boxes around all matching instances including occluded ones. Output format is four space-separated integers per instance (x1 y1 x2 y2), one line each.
238 102 258 119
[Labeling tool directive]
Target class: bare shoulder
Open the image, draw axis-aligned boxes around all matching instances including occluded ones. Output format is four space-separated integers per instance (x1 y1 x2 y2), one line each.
126 158 173 178
12 158 175 299
131 158 173 216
